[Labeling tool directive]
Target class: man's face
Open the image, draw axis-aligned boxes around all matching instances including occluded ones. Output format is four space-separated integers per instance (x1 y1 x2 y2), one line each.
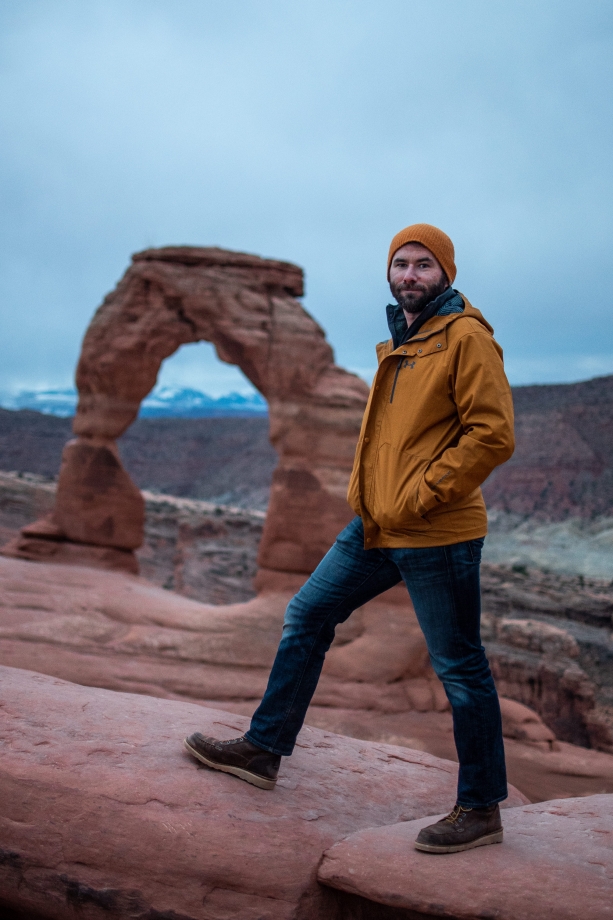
389 243 449 314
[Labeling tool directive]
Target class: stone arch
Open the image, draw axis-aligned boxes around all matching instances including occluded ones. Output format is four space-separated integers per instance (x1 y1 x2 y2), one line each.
9 247 369 576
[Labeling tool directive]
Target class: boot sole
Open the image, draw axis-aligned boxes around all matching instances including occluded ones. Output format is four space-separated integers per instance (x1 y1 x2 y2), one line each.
183 738 277 790
414 829 503 854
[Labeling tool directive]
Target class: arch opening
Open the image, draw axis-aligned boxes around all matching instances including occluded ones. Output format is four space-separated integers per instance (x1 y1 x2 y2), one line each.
151 340 266 405
118 341 275 511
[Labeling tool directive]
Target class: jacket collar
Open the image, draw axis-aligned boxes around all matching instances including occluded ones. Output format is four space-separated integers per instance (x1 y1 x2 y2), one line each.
385 287 463 349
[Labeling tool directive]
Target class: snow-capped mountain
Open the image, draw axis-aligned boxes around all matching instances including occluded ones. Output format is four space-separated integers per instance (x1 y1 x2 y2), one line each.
3 388 78 417
138 386 267 417
1 386 268 418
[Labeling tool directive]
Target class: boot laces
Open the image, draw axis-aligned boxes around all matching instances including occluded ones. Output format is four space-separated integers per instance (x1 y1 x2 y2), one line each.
445 804 472 825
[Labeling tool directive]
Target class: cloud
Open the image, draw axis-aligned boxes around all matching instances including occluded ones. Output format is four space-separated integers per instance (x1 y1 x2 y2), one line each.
0 0 612 393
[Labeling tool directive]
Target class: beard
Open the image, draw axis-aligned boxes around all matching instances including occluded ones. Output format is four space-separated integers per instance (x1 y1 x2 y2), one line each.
389 273 449 314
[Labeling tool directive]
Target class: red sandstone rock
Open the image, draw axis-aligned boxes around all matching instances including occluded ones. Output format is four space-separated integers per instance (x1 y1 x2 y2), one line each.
53 439 145 549
304 704 613 804
489 637 599 748
499 696 556 743
323 583 430 684
2 554 613 804
4 371 613 525
3 474 612 757
3 247 612 770
318 795 613 919
497 617 580 658
0 664 524 920
5 247 368 572
1 533 139 573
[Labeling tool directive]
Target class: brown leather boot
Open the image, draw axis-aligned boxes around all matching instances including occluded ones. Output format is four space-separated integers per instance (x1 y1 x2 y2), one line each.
414 803 503 853
183 733 281 790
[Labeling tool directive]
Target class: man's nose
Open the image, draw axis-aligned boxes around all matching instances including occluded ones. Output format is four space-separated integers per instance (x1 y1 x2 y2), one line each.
401 265 419 282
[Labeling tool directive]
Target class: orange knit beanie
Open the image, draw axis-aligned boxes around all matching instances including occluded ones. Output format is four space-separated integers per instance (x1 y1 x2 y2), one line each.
387 223 456 284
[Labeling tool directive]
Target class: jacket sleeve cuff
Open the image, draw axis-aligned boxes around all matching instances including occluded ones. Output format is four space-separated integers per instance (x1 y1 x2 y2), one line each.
417 478 440 516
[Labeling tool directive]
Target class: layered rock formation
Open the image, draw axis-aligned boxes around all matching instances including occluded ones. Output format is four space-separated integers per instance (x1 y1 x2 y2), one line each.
138 491 265 604
0 407 72 480
483 373 613 519
0 471 56 550
480 564 613 752
0 665 527 920
0 471 265 605
4 361 613 536
3 247 368 575
118 414 275 509
5 373 613 527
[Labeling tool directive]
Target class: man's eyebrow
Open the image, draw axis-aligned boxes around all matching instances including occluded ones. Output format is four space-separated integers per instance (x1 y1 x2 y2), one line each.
393 254 434 263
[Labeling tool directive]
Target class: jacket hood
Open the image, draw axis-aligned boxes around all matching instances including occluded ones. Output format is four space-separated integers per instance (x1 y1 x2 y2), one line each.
385 289 493 349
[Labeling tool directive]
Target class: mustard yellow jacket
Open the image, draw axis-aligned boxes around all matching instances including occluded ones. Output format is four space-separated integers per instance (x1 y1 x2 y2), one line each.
347 294 514 548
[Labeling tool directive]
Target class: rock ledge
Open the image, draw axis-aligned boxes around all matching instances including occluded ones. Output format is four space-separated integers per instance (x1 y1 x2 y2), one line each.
0 664 526 920
319 794 613 920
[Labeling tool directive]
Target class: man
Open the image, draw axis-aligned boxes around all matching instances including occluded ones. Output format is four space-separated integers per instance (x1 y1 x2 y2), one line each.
184 223 515 855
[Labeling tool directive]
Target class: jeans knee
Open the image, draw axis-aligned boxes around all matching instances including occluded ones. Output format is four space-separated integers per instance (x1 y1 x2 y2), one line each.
432 650 494 695
282 605 311 643
283 601 300 630
282 598 336 650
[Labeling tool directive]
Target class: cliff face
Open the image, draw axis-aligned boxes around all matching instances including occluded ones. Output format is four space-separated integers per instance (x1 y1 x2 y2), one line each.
483 374 613 520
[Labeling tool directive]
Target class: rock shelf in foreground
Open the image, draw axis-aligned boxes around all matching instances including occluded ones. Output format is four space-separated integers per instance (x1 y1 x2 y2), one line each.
0 664 527 920
1 553 613 805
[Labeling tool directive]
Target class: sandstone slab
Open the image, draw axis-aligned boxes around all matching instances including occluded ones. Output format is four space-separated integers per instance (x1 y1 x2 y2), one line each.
2 554 613 805
0 555 430 707
318 795 613 920
0 665 525 920
304 704 613 805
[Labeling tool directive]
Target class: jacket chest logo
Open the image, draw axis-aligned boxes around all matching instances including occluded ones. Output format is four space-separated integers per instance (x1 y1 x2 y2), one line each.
402 359 416 369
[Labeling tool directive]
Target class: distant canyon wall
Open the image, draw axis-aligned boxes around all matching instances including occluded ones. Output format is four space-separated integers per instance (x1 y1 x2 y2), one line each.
3 376 613 526
483 375 613 519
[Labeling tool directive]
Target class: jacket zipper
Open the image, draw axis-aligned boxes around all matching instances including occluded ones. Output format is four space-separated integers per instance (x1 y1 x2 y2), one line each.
389 357 404 404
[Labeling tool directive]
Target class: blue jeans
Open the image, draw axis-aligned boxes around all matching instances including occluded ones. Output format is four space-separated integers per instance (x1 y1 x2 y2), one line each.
246 517 507 808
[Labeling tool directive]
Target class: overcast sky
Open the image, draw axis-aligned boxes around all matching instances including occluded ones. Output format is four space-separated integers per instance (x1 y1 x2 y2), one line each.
1 0 612 397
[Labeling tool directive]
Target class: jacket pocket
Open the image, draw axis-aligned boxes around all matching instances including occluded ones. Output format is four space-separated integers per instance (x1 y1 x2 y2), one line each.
370 445 432 531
